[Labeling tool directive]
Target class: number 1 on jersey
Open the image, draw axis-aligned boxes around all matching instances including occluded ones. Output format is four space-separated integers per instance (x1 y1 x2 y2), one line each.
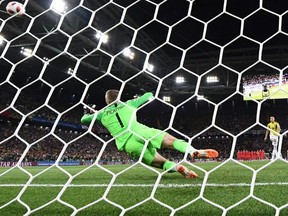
114 104 124 128
116 113 124 128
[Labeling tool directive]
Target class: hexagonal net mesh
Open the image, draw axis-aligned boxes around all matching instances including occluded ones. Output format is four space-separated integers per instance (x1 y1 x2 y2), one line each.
0 0 288 215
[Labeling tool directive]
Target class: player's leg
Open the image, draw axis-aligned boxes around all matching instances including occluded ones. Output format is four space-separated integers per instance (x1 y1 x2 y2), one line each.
160 133 219 159
142 127 218 159
271 143 277 160
270 135 278 160
150 151 198 179
124 135 198 178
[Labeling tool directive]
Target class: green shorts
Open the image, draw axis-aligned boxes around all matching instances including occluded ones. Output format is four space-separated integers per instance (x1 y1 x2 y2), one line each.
123 127 166 165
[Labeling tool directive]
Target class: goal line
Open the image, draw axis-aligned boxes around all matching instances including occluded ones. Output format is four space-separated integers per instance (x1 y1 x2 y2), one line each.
1 182 288 188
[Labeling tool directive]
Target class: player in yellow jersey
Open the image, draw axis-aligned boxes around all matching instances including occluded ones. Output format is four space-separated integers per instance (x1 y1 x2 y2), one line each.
264 116 281 160
81 90 219 179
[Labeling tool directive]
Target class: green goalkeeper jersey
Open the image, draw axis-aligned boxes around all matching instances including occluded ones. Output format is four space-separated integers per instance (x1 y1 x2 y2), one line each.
81 92 153 150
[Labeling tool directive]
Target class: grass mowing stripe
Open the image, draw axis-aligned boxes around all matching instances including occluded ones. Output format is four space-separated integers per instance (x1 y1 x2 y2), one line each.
1 182 288 187
1 162 288 214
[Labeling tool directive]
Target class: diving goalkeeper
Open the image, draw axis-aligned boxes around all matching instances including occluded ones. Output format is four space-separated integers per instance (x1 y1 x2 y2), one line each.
81 90 218 179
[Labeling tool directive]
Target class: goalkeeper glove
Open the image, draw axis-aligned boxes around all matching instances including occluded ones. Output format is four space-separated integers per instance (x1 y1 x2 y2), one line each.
83 104 96 115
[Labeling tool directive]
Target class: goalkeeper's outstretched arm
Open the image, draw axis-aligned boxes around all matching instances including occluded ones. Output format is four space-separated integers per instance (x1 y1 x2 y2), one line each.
81 105 99 125
129 92 154 108
81 113 95 124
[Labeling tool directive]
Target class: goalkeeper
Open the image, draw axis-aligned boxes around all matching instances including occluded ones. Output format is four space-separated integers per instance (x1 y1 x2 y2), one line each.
81 90 218 179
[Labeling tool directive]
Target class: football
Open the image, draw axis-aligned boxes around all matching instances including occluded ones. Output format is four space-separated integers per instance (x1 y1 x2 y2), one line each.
6 1 25 16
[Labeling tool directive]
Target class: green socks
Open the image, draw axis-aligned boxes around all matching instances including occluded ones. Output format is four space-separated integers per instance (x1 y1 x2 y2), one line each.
173 139 195 154
163 140 196 172
163 161 177 172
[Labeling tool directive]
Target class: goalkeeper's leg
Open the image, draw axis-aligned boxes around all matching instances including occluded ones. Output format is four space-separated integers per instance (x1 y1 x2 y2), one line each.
150 152 198 179
139 127 218 158
124 138 198 178
136 126 218 159
161 134 219 159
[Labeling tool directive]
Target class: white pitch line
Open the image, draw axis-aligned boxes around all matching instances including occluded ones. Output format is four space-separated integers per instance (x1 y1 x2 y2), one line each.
0 182 288 188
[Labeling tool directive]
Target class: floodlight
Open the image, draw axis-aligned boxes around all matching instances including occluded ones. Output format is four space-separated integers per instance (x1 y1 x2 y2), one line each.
0 35 4 45
20 47 32 57
101 34 109 43
197 95 204 100
67 68 73 75
175 76 185 83
163 96 171 102
123 47 135 60
96 32 109 44
51 0 67 13
145 63 154 72
206 76 219 83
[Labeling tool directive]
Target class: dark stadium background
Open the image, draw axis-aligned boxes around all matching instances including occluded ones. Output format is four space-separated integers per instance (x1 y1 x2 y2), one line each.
1 0 288 163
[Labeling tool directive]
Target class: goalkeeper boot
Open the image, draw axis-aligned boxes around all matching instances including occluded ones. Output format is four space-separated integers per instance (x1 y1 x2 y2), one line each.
177 165 198 179
191 149 219 159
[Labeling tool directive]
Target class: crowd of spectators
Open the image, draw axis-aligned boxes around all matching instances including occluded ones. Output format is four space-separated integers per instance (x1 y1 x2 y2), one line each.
1 86 288 164
242 74 280 88
1 118 287 163
0 126 130 163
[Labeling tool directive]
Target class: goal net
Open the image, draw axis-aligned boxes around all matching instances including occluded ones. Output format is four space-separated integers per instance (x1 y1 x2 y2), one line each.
0 0 288 215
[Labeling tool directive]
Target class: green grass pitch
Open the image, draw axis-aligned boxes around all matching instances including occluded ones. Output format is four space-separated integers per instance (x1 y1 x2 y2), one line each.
0 160 288 215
